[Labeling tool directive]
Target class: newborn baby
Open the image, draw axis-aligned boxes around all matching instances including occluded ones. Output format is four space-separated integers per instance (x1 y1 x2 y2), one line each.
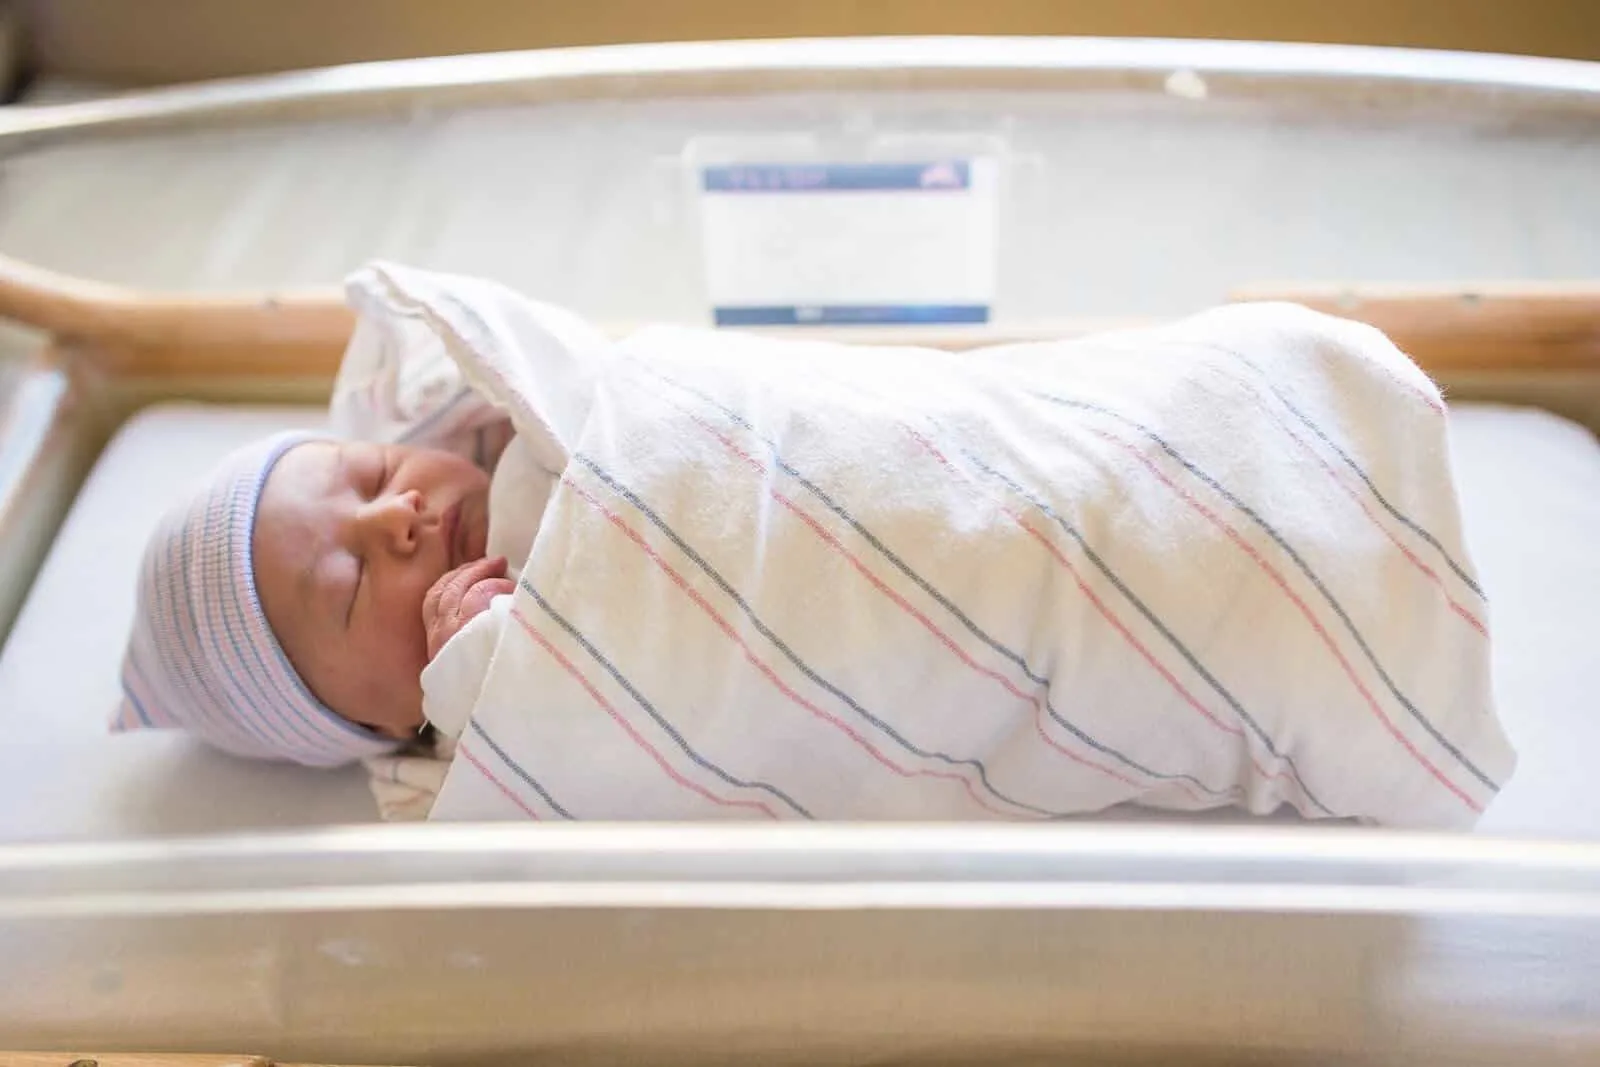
119 420 549 767
117 262 1514 828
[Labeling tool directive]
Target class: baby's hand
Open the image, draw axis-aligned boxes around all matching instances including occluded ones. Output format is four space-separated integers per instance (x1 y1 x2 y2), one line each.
423 556 514 661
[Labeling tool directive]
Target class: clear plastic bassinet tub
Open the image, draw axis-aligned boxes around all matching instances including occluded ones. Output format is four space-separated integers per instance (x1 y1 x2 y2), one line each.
0 35 1597 1065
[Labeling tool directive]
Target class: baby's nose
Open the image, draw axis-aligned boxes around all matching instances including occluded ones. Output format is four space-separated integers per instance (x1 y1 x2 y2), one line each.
360 490 424 552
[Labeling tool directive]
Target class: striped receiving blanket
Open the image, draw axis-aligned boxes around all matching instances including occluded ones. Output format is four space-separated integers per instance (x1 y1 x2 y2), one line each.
353 264 1515 829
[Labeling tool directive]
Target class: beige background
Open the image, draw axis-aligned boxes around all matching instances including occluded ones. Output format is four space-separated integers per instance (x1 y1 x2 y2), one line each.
24 0 1600 85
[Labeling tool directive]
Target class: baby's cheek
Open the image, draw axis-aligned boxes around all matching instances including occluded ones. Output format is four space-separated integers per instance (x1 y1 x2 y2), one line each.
373 621 429 727
378 572 437 670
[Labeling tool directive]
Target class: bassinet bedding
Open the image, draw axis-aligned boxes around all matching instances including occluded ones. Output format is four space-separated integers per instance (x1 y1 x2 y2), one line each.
0 393 1591 840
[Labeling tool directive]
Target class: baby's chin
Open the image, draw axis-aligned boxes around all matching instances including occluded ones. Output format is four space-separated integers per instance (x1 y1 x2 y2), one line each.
325 697 423 742
364 690 427 741
382 716 427 742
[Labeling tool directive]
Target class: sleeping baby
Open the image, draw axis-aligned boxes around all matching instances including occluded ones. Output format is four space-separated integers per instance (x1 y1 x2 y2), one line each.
119 424 523 758
117 263 1516 828
117 265 570 784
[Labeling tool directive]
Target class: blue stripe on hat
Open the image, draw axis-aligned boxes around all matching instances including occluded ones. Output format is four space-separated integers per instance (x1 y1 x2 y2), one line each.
116 430 400 767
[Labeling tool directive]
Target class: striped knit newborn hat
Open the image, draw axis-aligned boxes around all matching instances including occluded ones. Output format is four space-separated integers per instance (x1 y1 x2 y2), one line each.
115 431 400 767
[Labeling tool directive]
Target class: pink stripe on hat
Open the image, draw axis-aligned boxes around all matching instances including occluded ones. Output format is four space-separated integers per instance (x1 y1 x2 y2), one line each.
117 431 400 768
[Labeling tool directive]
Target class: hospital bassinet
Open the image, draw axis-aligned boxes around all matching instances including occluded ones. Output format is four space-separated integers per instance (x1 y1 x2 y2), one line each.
0 36 1597 1065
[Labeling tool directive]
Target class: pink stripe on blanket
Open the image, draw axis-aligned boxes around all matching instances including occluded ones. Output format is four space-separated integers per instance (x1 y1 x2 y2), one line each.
1087 425 1480 814
562 474 1026 819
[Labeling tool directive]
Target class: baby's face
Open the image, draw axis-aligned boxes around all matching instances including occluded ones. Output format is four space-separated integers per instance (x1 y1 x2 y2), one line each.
253 440 491 737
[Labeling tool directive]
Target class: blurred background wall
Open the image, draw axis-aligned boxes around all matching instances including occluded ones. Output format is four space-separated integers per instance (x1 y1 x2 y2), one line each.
20 0 1600 87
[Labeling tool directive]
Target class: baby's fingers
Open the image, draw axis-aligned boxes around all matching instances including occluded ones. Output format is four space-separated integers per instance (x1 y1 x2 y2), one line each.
433 556 507 617
424 559 508 661
460 576 516 619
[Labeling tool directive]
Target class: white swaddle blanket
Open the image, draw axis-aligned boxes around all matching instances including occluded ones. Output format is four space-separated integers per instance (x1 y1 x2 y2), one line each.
348 263 1515 829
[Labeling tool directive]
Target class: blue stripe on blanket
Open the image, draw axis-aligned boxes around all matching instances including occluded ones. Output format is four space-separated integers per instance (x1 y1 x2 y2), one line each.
637 364 1239 804
1224 348 1484 599
571 453 1076 819
522 581 815 819
1032 390 1496 797
948 436 1336 817
468 719 576 819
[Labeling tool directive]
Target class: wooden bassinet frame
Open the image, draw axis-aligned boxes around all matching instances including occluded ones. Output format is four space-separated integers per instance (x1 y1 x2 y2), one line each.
2 249 1598 380
1 253 1594 643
